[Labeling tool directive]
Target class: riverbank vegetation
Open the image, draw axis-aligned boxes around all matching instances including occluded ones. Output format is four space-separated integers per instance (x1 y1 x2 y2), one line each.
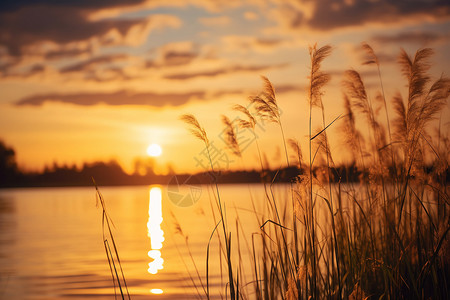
181 43 449 299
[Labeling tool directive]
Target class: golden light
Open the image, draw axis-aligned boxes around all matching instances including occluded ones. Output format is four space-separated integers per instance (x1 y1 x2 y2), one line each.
146 143 162 157
150 289 164 294
147 187 164 275
147 250 163 274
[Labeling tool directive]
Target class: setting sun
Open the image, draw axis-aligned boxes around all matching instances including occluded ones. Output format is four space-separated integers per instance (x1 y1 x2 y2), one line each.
147 143 162 157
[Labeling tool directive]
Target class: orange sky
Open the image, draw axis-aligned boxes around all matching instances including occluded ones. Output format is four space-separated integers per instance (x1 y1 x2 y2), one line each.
0 0 449 174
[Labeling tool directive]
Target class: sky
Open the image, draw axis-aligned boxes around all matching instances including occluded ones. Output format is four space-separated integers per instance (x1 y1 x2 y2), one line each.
0 0 449 174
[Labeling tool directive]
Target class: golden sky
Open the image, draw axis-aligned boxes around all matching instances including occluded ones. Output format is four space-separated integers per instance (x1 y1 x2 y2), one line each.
0 0 449 174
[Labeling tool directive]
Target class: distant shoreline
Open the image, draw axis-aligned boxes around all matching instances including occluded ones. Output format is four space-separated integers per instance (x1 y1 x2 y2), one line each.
2 165 447 189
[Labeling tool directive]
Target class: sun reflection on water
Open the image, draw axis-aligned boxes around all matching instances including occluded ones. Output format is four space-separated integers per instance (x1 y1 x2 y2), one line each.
150 288 164 294
147 187 164 275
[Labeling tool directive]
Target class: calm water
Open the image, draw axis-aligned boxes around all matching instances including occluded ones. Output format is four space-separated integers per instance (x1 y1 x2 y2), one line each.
0 184 288 299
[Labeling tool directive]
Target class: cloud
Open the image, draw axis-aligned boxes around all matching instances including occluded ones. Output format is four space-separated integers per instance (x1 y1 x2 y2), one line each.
0 3 181 55
274 84 304 94
144 41 200 69
44 46 93 60
371 31 449 46
0 60 18 75
199 16 231 26
26 64 47 76
221 35 288 53
274 0 450 31
243 11 259 21
15 90 208 107
145 51 199 70
60 54 129 73
164 63 288 80
0 1 148 12
161 51 198 66
15 85 274 107
82 68 135 83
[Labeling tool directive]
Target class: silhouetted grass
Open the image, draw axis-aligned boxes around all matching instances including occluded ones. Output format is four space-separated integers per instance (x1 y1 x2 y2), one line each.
181 43 450 299
94 178 131 300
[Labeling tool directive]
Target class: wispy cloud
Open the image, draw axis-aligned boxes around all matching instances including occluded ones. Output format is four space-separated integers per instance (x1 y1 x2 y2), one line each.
164 63 288 80
60 54 130 74
221 35 288 53
371 31 449 46
15 90 208 107
44 46 94 60
157 50 198 67
199 16 231 26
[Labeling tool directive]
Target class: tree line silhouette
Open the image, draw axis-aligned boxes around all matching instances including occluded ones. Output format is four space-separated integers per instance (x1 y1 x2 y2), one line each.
0 140 447 188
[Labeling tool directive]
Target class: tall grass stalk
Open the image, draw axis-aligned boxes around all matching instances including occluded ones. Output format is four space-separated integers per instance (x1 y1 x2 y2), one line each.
94 179 131 300
307 44 333 298
180 114 236 299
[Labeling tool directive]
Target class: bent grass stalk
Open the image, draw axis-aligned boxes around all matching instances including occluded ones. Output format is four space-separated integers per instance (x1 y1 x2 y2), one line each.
94 179 131 300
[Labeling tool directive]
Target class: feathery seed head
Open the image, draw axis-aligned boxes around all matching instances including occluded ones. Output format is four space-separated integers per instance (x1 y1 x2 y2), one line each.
179 114 209 145
221 115 241 157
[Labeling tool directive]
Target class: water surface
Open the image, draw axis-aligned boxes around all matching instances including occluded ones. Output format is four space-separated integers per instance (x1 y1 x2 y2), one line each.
0 184 282 299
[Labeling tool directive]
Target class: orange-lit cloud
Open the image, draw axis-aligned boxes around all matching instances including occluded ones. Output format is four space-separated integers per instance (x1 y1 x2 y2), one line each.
371 31 449 47
164 63 288 80
60 54 130 74
271 0 449 32
199 16 231 26
221 35 288 53
14 80 304 107
15 90 208 107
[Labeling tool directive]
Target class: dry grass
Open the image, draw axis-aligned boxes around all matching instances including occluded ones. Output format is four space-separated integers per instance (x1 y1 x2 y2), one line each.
180 43 450 299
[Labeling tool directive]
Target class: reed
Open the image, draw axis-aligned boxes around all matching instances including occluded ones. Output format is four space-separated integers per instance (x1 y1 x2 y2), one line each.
94 179 131 300
180 113 237 299
180 44 450 299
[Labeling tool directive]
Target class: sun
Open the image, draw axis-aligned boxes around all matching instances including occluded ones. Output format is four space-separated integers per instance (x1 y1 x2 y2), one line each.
147 143 162 157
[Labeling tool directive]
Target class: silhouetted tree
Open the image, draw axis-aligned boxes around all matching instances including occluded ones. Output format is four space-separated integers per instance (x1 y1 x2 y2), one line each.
133 157 156 176
81 160 128 185
0 140 19 186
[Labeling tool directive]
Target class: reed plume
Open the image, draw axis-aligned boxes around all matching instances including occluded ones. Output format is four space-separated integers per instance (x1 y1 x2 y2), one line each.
252 75 291 168
179 114 209 145
396 48 449 169
399 48 433 113
362 42 391 137
232 103 267 175
288 138 303 169
221 115 241 157
232 104 256 129
342 70 370 116
308 44 332 108
341 93 365 165
343 69 388 166
361 42 379 66
391 92 407 147
251 75 281 124
420 75 450 128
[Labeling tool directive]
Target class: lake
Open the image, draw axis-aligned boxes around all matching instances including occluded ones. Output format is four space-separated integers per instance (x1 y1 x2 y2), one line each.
0 183 290 299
